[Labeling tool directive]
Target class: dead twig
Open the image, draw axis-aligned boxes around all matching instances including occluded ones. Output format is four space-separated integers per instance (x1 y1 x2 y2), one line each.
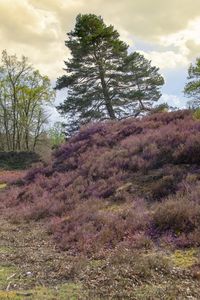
6 281 11 291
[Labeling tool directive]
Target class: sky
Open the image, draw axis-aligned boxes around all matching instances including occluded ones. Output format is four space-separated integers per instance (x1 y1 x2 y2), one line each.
1 0 200 123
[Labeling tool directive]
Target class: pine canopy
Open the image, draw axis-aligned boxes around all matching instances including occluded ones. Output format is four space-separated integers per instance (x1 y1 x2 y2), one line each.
56 14 164 134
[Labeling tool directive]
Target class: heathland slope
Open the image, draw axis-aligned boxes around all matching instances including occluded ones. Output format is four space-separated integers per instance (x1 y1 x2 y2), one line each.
2 110 200 254
1 110 200 299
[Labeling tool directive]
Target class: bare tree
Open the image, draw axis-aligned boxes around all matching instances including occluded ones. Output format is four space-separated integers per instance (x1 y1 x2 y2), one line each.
0 50 55 151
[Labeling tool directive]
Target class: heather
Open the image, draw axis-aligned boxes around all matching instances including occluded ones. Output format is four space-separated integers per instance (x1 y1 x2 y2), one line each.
1 110 200 299
1 110 200 257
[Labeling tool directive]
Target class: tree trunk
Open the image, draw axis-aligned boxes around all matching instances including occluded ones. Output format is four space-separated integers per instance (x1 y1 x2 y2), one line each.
98 65 116 119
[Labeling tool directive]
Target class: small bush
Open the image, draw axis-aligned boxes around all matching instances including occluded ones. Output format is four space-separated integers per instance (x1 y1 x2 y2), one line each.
0 151 40 170
148 175 176 200
83 248 171 299
152 197 200 235
49 199 149 256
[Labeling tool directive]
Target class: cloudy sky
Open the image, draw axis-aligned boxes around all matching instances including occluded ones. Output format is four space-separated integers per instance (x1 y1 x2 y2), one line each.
1 0 200 122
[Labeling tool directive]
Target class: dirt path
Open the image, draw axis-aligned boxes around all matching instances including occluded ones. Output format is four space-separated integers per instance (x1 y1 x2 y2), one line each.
1 215 200 300
0 217 86 299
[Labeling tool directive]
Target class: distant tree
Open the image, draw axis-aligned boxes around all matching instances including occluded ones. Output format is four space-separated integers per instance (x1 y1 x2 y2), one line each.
56 14 164 135
48 122 65 149
0 50 55 151
193 107 200 120
149 103 170 114
184 57 200 108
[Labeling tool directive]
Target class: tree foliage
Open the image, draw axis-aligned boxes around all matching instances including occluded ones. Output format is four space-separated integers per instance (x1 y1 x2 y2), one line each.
48 122 66 149
56 14 164 135
0 50 55 151
122 52 164 117
184 57 200 108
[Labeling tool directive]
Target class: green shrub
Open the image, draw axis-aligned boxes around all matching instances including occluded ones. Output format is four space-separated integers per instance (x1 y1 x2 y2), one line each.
193 108 200 120
0 152 40 170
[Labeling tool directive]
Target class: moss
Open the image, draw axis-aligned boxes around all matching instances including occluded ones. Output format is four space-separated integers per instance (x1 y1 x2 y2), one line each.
0 246 12 254
100 202 130 213
0 291 22 300
0 183 7 190
88 259 104 269
101 204 123 213
171 249 198 268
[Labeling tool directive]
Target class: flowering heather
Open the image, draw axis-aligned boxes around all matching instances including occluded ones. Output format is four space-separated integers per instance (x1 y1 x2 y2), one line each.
1 110 200 254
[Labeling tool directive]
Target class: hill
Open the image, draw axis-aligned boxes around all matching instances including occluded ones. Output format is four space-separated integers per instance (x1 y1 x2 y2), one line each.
0 110 200 298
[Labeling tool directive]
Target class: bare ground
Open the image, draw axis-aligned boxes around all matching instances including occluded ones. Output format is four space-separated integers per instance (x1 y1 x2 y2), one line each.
0 215 200 299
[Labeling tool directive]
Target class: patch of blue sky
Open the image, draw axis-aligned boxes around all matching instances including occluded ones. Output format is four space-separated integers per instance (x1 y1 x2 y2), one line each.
129 36 180 53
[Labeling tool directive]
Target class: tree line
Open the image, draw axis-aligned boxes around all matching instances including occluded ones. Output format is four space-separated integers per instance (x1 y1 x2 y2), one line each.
1 13 200 150
0 51 54 151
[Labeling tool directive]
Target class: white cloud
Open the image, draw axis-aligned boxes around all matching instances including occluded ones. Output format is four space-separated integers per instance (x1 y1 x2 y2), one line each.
1 0 200 80
159 17 200 63
159 94 187 108
139 50 189 70
1 0 200 125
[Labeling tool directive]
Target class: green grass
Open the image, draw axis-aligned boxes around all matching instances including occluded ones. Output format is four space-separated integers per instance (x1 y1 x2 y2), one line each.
0 283 85 300
0 266 18 290
30 283 85 300
0 246 13 254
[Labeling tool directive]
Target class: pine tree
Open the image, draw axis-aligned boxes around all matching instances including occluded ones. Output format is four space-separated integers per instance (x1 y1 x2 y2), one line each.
56 14 128 133
184 57 200 108
122 52 164 117
56 14 164 134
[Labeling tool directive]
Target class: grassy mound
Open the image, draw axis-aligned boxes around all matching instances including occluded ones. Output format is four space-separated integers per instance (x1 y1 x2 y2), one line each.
1 110 200 256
